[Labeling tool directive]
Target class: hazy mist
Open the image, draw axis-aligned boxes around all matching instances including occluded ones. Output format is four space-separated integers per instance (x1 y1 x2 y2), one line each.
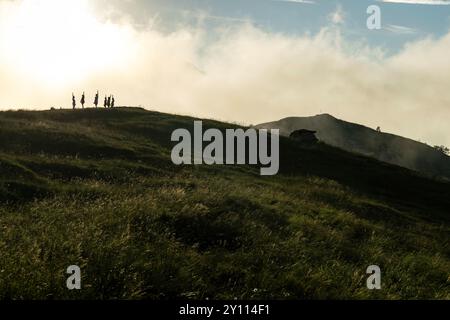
0 0 449 147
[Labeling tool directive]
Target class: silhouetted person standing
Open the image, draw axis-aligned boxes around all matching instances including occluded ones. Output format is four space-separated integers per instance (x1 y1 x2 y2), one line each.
80 92 85 109
104 96 108 108
111 96 115 108
107 95 111 108
94 91 99 108
72 93 76 109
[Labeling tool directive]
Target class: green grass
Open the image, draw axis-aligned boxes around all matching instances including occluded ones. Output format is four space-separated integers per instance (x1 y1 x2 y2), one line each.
0 107 448 300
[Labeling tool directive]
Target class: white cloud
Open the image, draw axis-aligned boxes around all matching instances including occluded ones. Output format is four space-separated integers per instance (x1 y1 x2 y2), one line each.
1 0 450 148
329 5 346 25
385 24 418 34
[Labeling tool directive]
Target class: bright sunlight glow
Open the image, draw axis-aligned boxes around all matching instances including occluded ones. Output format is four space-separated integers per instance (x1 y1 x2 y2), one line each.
0 0 134 88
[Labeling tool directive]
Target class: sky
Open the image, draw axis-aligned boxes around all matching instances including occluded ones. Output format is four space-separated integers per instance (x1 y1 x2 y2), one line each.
0 0 450 146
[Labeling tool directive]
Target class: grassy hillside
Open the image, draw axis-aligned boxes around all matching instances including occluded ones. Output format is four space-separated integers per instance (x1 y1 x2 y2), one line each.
256 114 450 180
0 107 449 300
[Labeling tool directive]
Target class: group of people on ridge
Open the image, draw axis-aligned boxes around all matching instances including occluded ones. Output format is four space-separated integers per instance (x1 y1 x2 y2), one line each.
72 91 116 109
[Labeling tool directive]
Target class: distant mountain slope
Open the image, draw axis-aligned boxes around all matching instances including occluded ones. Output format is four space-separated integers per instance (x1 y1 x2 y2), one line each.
256 114 450 180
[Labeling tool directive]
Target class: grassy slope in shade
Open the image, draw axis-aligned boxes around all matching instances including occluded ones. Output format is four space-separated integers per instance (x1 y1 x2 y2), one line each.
0 107 448 300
